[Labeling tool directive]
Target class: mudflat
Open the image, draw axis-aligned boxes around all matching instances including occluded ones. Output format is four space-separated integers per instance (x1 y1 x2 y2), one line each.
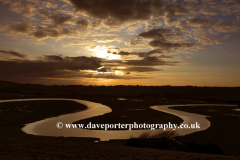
0 97 240 159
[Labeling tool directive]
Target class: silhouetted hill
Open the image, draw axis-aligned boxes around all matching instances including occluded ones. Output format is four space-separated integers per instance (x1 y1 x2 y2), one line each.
0 80 239 103
0 80 20 88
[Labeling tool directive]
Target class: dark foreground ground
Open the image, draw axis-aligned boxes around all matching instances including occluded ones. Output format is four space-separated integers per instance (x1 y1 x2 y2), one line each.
1 135 238 160
0 98 240 159
0 81 240 159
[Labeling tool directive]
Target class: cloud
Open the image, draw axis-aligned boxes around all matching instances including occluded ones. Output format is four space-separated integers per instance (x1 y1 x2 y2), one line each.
185 17 240 33
138 28 174 40
0 56 153 81
176 21 189 29
67 0 165 22
33 26 49 39
196 36 223 45
214 22 240 33
33 26 62 39
117 51 131 56
90 20 102 28
148 40 196 49
187 18 217 27
76 19 88 28
52 15 73 25
9 22 32 34
125 24 143 34
0 56 102 79
37 55 103 71
3 0 240 46
163 4 187 26
119 56 178 66
121 67 163 73
103 19 124 28
113 49 173 59
80 73 146 80
146 21 163 30
185 4 219 16
7 22 77 40
96 37 122 43
66 0 193 27
40 55 64 62
32 26 76 39
0 50 27 58
40 11 73 25
106 48 174 60
137 28 196 50
41 0 58 9
137 28 184 43
125 38 143 47
138 49 163 57
1 0 240 85
2 0 37 17
0 50 179 83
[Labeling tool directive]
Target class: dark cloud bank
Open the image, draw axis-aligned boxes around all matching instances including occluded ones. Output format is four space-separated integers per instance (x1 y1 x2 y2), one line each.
0 54 177 81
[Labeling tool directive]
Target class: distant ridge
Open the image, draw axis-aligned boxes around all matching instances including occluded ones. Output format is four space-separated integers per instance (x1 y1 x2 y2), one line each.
0 80 20 88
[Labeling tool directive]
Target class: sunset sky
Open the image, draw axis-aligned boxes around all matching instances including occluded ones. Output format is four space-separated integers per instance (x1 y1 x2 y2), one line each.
0 0 239 86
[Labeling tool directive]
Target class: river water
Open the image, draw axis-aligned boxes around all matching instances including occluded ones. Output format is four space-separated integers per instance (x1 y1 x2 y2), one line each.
0 98 237 141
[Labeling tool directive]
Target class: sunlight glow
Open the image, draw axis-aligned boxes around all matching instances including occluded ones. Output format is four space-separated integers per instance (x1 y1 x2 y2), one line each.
83 69 124 76
114 70 124 75
88 46 121 60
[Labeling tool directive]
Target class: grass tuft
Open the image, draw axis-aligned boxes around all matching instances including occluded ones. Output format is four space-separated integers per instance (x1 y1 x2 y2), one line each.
126 131 183 150
126 130 223 155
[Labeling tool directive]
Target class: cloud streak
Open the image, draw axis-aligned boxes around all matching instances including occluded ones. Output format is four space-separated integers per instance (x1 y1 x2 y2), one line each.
0 50 27 58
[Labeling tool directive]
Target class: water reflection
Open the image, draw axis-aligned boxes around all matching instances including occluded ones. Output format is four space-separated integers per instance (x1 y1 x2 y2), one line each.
117 98 128 100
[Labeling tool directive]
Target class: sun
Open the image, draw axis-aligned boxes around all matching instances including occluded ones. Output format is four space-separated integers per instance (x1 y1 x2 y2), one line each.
96 49 120 60
88 46 121 60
